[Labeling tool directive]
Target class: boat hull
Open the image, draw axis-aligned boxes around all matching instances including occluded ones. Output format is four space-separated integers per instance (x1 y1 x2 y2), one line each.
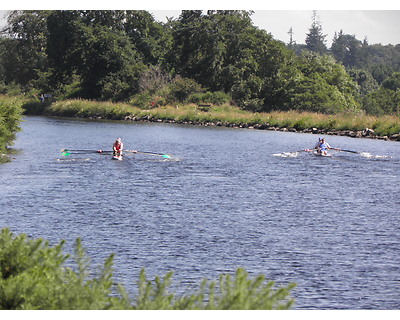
313 152 333 157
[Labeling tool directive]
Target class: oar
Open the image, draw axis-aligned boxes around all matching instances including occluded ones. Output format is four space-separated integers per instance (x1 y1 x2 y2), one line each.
125 150 172 159
339 149 360 154
61 148 172 158
60 148 112 153
60 148 112 156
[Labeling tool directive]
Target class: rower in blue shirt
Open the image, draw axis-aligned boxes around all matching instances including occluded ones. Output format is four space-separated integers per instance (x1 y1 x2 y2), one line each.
312 137 341 155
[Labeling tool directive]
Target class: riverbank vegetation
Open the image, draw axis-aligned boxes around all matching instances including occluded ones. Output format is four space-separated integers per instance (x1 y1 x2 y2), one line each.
0 95 24 162
21 98 400 140
0 228 296 310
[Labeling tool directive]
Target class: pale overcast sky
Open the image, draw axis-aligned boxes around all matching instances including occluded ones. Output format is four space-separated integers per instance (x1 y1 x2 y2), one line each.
150 10 400 46
1 2 399 45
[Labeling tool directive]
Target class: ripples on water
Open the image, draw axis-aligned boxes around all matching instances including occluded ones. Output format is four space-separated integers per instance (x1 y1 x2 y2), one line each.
1 116 399 309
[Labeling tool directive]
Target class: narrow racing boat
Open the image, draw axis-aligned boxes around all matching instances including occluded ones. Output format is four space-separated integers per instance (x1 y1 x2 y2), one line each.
112 155 123 161
313 151 333 157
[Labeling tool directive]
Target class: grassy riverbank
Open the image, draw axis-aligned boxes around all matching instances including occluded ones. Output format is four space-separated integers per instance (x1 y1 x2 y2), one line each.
21 98 400 140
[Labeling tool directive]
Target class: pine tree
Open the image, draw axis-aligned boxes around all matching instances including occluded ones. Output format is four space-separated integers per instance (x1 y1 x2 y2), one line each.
305 11 327 54
288 27 294 48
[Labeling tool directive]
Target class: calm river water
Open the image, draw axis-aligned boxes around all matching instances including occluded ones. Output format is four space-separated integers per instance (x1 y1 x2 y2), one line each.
1 116 399 309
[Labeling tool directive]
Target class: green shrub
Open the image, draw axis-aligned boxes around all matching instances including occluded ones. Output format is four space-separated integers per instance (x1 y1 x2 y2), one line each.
0 83 23 96
372 119 400 136
22 100 48 115
0 228 131 310
0 228 296 310
363 88 400 116
130 92 152 109
187 92 205 104
167 77 203 103
134 268 296 310
293 117 313 130
55 78 84 100
0 95 24 153
188 91 231 105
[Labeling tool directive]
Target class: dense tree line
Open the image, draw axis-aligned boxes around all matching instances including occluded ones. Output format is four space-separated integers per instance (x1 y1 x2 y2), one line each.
0 10 399 115
293 11 400 115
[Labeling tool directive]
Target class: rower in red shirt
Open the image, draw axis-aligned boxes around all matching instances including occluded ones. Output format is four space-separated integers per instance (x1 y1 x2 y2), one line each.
113 138 124 157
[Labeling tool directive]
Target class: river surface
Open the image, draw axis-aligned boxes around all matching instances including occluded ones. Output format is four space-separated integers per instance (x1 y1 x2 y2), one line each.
1 116 399 309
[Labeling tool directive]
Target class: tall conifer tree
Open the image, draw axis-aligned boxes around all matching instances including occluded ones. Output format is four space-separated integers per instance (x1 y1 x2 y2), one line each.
305 11 327 54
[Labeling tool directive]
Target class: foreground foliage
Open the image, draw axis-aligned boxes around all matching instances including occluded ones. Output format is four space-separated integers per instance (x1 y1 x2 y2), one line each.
0 228 296 310
0 228 131 309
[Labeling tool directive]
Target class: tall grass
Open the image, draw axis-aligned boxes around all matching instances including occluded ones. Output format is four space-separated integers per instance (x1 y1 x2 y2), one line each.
29 99 400 139
47 99 137 119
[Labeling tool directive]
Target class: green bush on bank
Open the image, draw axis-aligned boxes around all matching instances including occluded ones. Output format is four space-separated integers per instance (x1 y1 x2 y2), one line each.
187 91 231 105
0 95 24 160
0 228 296 310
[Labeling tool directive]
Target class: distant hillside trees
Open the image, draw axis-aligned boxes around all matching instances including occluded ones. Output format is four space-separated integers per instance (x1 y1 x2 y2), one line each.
331 30 364 67
362 72 400 115
294 14 400 116
330 31 400 84
329 34 400 115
